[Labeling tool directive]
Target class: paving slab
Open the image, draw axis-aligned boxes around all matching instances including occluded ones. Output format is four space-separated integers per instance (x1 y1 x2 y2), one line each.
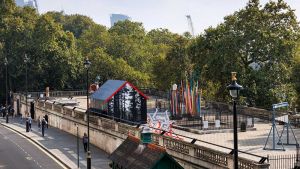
173 119 300 161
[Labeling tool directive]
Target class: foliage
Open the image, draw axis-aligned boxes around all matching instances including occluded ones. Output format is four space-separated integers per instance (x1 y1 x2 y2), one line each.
292 41 300 107
0 0 300 109
190 0 300 108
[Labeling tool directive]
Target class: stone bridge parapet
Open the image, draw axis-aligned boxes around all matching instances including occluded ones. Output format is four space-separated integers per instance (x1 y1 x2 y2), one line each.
14 93 269 169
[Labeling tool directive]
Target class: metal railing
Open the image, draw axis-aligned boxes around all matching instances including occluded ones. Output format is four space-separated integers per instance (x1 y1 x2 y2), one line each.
268 154 297 169
17 90 86 99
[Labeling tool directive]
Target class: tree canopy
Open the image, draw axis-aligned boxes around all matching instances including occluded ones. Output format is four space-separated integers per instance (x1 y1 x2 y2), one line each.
0 0 300 109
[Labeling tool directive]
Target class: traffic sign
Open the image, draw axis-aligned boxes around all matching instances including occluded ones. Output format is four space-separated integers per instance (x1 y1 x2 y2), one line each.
272 102 289 109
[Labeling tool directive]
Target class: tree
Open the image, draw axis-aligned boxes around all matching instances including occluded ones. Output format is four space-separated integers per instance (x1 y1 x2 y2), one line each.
108 20 157 73
78 24 109 55
45 12 95 39
86 48 151 87
153 36 192 90
190 0 300 108
31 15 82 89
292 41 300 108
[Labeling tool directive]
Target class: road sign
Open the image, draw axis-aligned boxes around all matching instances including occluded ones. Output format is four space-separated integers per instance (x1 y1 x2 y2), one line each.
272 102 289 109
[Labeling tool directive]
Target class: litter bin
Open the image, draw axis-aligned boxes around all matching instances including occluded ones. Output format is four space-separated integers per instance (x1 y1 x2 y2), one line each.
240 122 246 132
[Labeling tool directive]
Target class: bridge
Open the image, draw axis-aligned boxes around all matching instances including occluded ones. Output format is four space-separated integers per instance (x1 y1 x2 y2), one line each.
13 91 270 169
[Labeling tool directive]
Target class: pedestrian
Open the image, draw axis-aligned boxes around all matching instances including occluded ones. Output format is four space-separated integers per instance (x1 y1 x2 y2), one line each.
2 105 6 118
28 115 32 131
0 105 3 118
20 114 24 124
5 111 8 123
41 117 47 137
25 116 29 132
83 133 88 152
44 114 48 128
38 116 41 131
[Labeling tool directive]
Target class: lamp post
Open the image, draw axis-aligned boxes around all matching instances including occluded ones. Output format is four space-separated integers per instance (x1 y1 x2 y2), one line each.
4 57 8 123
24 54 29 117
74 123 79 168
227 72 243 169
84 58 91 169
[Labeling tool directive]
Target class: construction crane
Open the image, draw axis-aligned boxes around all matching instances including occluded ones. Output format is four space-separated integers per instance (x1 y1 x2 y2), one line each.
33 0 39 13
186 15 195 37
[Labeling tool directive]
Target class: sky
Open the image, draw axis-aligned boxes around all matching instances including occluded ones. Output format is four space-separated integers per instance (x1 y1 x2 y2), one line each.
36 0 300 35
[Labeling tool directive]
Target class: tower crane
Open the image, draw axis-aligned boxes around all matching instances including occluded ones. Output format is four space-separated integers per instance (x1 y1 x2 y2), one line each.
186 15 195 37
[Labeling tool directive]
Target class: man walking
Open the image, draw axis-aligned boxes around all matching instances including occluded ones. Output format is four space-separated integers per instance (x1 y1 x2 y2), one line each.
26 116 29 132
28 115 32 131
38 116 41 131
44 114 48 128
41 117 47 137
83 133 88 152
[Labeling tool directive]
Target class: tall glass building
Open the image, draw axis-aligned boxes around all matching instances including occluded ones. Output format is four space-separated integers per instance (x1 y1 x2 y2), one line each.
15 0 38 9
110 14 131 27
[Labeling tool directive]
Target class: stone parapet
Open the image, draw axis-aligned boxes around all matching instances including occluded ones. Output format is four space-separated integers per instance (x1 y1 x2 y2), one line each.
14 93 269 169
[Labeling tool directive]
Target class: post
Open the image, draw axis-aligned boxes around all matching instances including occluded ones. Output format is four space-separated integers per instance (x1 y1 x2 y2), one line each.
5 60 8 110
86 61 91 169
5 63 8 123
233 99 238 169
77 125 79 168
25 57 28 116
272 109 275 150
286 122 289 144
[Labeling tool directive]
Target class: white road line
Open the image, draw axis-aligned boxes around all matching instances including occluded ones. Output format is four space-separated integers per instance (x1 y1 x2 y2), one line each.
0 125 68 169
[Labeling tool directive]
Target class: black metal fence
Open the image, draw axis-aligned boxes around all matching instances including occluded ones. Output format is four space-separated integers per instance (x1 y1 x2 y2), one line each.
172 112 254 131
268 153 298 169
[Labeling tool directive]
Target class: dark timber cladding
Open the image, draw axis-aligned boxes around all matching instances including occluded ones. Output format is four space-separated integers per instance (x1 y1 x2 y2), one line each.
109 136 184 169
90 80 148 124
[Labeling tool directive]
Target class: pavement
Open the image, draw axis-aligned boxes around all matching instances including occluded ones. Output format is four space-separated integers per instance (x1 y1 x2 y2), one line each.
0 125 64 169
0 117 110 169
173 118 300 161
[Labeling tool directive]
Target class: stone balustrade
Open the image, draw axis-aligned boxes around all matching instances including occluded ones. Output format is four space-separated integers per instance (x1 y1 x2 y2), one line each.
14 94 269 169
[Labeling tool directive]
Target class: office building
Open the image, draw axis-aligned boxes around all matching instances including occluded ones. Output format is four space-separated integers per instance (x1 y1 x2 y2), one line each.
110 14 131 27
15 0 38 9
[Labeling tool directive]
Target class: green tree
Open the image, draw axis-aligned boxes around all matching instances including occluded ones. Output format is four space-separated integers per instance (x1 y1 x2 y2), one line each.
78 24 109 55
292 42 300 108
154 36 192 89
190 0 300 107
31 15 82 89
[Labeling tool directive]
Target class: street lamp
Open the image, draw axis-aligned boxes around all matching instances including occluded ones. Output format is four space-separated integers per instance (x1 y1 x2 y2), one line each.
227 72 243 169
24 54 29 117
84 57 91 169
4 57 8 123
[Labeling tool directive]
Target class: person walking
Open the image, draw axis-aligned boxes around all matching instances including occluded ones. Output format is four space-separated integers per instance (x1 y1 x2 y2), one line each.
28 115 32 131
38 116 41 131
44 114 48 128
0 105 3 118
2 105 5 118
41 117 47 137
25 116 29 132
83 133 88 152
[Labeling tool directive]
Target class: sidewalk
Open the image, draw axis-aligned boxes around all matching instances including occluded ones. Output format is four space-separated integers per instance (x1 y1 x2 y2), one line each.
0 117 110 169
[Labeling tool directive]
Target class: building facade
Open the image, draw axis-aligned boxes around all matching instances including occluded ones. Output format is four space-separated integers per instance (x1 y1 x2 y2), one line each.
110 14 131 26
15 0 38 9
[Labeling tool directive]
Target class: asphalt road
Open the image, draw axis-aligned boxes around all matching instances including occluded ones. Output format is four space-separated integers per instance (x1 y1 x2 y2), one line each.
0 125 64 169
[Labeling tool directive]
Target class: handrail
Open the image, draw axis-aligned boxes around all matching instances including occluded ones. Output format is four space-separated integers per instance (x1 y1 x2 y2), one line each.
149 126 266 160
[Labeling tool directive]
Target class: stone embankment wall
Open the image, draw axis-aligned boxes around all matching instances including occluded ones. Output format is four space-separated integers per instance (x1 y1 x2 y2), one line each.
14 93 269 169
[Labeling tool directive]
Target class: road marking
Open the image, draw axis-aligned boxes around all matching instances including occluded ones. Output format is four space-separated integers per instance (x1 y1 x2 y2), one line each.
0 125 68 169
26 156 32 160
